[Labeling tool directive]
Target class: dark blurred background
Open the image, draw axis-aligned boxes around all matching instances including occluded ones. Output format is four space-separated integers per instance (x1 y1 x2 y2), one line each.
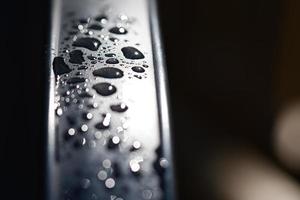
1 0 300 199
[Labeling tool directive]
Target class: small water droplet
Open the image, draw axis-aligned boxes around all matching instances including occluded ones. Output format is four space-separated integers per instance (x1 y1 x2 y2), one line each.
78 65 88 70
68 128 76 136
129 159 141 174
73 37 101 51
88 24 103 30
95 15 108 24
109 37 119 42
67 77 86 84
105 53 116 57
102 159 112 168
142 189 153 200
80 178 91 189
131 141 141 151
93 82 117 96
121 47 145 59
131 66 145 73
93 67 123 79
95 113 111 129
87 55 97 60
106 58 119 64
85 113 93 120
110 103 128 112
81 124 89 132
69 50 85 64
97 170 107 181
159 158 169 168
109 27 127 34
79 17 90 24
105 178 115 189
94 131 102 139
56 107 63 116
134 75 142 79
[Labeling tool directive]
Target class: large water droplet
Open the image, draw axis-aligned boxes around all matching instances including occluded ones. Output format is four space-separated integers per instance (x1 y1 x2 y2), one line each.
110 103 128 112
92 82 116 96
109 27 127 34
73 37 101 51
93 67 124 78
69 50 85 64
53 57 71 76
106 58 119 64
121 47 145 59
131 66 145 73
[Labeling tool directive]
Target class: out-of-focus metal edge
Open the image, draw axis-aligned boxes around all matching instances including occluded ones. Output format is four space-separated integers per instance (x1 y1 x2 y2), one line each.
149 0 177 199
45 0 61 199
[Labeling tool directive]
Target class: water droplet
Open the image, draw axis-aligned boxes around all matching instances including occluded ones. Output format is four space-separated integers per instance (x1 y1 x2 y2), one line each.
95 15 108 24
89 140 97 148
80 178 91 189
106 58 119 64
87 55 97 60
121 47 145 59
93 67 123 79
112 136 120 144
119 14 128 21
97 170 107 181
94 131 102 139
159 158 169 168
131 141 141 151
142 189 153 200
95 113 111 129
142 64 149 68
73 37 101 51
102 159 111 168
56 107 63 116
67 77 86 84
93 82 117 96
81 124 89 132
134 75 142 79
108 136 120 149
110 103 128 112
109 37 119 42
69 49 85 64
88 24 103 30
105 53 116 57
68 128 76 136
78 65 88 70
79 92 93 98
129 159 141 173
79 17 90 24
109 27 127 34
53 57 71 76
105 178 115 189
73 138 86 149
131 66 145 73
85 113 93 120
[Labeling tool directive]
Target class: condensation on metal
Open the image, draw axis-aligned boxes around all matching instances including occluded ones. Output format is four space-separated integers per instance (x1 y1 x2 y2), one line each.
46 0 174 199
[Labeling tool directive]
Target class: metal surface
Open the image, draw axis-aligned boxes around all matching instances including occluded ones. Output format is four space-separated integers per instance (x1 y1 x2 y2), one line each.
46 0 175 199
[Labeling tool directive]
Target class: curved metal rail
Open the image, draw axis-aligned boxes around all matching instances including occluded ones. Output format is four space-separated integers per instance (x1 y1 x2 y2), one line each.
45 0 175 199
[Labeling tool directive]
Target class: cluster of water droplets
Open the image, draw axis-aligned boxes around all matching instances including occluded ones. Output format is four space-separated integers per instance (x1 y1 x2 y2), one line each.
53 10 168 200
